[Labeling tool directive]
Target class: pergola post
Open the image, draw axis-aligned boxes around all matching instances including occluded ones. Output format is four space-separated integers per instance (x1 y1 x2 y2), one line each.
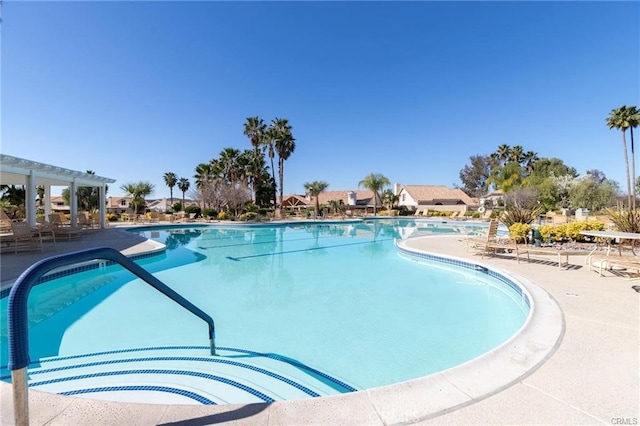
25 172 36 227
99 185 107 228
70 180 78 227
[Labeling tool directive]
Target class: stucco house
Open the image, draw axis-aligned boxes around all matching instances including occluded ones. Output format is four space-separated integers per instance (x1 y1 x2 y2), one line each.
395 184 478 215
281 190 382 215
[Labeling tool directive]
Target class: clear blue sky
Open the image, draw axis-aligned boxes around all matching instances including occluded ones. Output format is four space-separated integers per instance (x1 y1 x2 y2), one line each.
2 1 639 200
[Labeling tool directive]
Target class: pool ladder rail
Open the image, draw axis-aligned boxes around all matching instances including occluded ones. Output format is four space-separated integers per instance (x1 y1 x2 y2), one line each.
6 247 216 426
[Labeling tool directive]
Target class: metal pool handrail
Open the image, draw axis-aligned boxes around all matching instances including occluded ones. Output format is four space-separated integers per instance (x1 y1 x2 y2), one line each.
6 247 216 426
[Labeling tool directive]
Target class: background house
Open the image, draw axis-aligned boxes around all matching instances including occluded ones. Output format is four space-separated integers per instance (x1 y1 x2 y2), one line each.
395 184 477 215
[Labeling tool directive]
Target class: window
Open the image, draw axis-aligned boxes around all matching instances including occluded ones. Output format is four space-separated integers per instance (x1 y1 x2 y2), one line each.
401 194 405 202
120 200 127 206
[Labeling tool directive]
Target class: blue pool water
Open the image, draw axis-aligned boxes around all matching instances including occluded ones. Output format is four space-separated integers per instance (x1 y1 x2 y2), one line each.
1 219 528 403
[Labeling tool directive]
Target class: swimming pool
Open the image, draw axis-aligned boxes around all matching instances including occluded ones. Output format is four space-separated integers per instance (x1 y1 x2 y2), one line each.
1 219 530 405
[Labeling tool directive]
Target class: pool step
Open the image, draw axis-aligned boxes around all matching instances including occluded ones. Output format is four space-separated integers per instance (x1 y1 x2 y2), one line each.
2 346 356 405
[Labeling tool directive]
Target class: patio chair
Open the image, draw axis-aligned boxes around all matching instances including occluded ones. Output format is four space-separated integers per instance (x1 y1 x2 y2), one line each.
1 209 13 233
77 212 97 229
6 221 43 253
49 213 70 227
465 218 501 257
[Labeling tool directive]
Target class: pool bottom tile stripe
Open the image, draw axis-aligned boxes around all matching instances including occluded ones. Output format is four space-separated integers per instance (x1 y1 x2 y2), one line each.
14 356 321 398
30 369 275 403
2 345 356 394
60 385 215 405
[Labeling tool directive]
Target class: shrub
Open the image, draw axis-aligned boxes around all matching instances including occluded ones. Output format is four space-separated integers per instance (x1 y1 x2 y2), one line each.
106 213 119 222
217 211 229 220
509 223 532 243
243 203 260 213
185 205 201 215
606 208 640 233
203 208 217 218
238 212 258 221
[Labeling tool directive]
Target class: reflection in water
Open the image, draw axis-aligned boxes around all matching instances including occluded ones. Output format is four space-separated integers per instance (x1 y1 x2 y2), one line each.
164 228 203 250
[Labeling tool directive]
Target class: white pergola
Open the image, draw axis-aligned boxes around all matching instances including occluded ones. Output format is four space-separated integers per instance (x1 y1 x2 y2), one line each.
0 154 116 229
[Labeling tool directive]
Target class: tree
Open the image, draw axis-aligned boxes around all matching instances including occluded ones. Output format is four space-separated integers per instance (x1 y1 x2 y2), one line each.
381 189 399 210
358 173 390 215
120 181 154 214
262 125 278 209
606 105 637 209
569 175 618 211
61 170 106 211
496 144 511 165
459 155 494 197
303 180 329 219
243 116 267 202
163 172 177 206
273 118 296 217
178 177 190 209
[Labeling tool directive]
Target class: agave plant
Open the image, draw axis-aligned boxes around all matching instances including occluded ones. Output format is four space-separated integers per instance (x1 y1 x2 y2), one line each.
500 188 543 227
606 208 640 233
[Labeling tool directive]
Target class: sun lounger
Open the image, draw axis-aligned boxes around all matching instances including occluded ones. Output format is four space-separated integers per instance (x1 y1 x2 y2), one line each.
588 253 640 276
465 219 502 257
513 245 587 269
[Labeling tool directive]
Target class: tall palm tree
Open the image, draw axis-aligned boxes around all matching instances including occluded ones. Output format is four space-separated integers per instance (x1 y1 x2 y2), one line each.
218 147 241 183
304 180 329 219
523 151 539 176
509 145 524 164
273 118 295 217
120 181 154 215
163 172 177 206
243 116 267 202
496 144 511 165
263 125 279 210
607 105 635 209
194 163 214 189
358 173 390 215
626 106 640 209
178 177 190 210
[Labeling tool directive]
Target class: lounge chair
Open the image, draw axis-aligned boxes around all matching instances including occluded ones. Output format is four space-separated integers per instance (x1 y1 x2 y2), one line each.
3 221 53 254
588 253 640 277
512 243 587 269
465 218 502 257
77 212 97 229
49 213 70 227
1 209 14 233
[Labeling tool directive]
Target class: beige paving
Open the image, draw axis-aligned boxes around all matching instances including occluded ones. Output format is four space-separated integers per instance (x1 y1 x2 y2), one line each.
0 225 638 425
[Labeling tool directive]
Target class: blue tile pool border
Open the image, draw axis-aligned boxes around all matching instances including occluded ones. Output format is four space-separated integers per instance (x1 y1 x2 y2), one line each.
396 245 531 309
0 250 166 300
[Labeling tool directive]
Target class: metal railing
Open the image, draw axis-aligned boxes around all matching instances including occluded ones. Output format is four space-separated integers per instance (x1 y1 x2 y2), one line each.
6 247 216 426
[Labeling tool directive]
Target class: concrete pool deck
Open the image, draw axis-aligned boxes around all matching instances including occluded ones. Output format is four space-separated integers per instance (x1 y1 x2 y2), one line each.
1 223 638 425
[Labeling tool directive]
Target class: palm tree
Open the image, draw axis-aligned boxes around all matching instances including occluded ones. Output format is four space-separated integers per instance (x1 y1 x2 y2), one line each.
523 151 539 176
496 144 511 165
273 118 296 217
120 181 154 215
218 147 241 183
243 116 267 202
263 125 279 210
178 177 190 210
163 172 177 206
36 185 45 207
509 145 524 164
194 163 214 189
607 105 636 209
303 180 329 219
358 173 390 215
381 189 399 211
626 106 640 209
